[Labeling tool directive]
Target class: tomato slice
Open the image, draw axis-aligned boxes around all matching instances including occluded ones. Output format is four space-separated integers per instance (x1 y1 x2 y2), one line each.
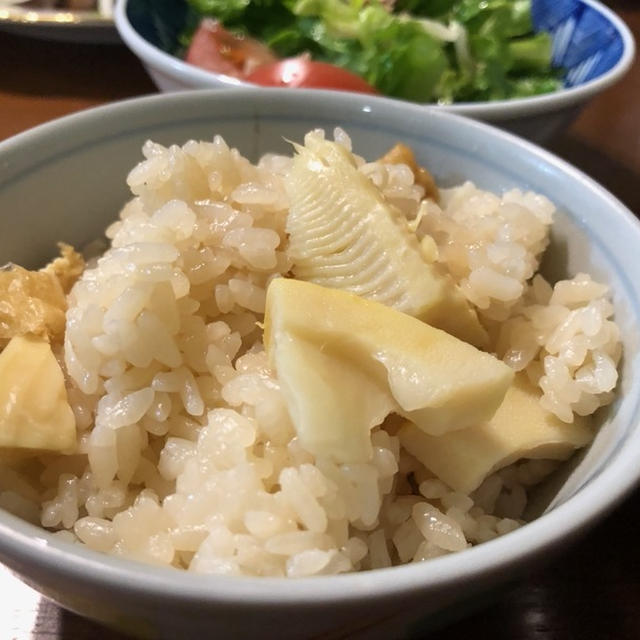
185 19 277 78
246 58 378 94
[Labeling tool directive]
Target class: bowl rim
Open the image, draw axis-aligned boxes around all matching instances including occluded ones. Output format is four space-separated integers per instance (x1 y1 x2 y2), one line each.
114 0 635 120
1 87 640 608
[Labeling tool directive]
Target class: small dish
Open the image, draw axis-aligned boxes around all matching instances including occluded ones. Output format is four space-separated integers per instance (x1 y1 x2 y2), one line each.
0 0 117 43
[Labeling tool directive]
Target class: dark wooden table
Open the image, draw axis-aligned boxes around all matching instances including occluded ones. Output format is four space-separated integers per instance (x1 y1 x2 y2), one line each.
1 4 639 638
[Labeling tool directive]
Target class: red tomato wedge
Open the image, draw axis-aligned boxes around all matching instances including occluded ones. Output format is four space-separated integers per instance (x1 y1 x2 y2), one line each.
185 19 277 78
246 58 378 94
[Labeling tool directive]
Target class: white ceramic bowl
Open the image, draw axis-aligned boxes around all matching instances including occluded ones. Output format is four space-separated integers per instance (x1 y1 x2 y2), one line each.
114 0 635 141
0 89 639 639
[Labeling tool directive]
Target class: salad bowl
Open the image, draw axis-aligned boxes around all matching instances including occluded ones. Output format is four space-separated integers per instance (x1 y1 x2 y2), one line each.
114 0 634 141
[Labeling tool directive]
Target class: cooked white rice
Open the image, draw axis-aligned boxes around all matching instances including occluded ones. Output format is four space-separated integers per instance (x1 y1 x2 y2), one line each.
416 181 553 321
0 129 621 576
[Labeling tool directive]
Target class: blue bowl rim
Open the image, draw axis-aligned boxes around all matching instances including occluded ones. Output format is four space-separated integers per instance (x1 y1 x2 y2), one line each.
114 0 635 121
0 88 639 608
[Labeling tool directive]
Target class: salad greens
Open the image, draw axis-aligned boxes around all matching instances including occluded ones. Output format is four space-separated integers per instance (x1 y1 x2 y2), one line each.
182 0 562 103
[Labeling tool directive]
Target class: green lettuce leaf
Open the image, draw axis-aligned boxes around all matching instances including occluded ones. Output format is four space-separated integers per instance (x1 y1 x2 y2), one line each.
180 0 560 104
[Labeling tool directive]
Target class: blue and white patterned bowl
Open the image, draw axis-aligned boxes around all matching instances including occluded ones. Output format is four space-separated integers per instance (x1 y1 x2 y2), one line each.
1 88 640 639
533 0 626 87
114 0 635 141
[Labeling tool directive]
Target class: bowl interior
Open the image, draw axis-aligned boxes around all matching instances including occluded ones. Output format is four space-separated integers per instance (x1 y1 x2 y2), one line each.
0 90 639 611
2 89 640 502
